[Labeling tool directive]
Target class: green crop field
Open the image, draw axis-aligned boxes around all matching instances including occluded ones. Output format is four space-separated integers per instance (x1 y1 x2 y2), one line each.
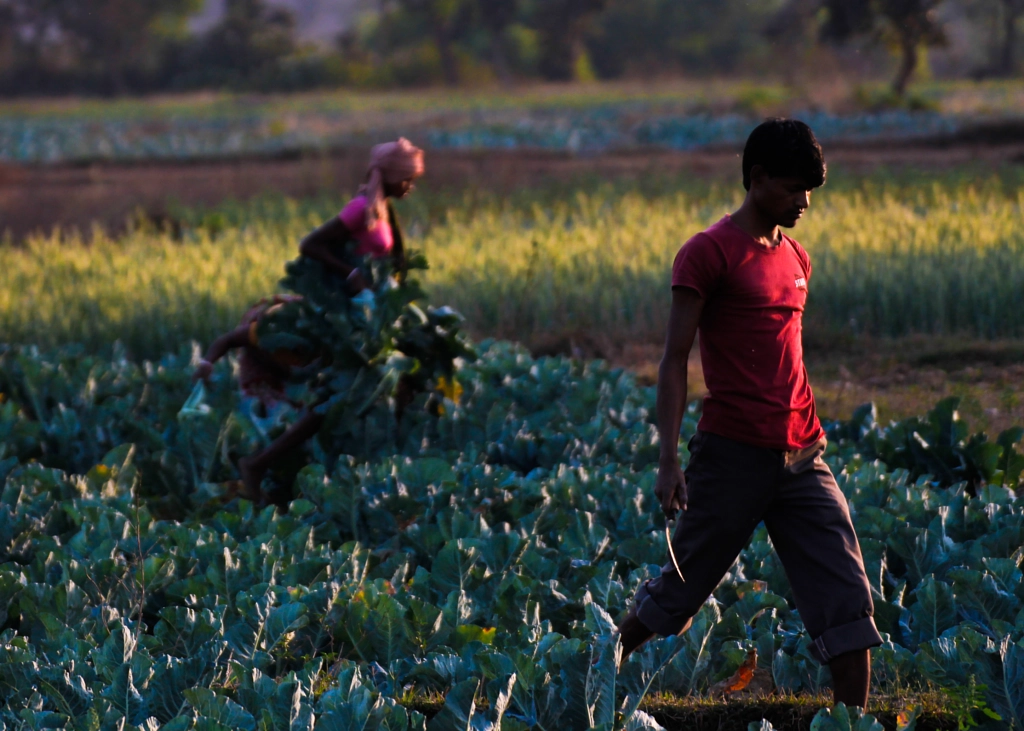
3 167 1024 358
3 78 1023 121
0 337 1021 729
2 79 1023 163
2 161 1024 729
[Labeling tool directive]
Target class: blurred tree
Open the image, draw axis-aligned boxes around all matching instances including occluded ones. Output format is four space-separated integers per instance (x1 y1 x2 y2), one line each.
532 0 607 81
820 0 946 95
819 0 875 39
476 0 519 85
994 0 1023 74
396 0 475 85
879 0 947 94
178 0 298 88
51 0 202 94
584 0 787 79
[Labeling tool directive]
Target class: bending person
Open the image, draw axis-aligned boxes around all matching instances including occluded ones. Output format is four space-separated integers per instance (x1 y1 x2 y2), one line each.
195 139 427 505
299 137 425 292
192 295 318 505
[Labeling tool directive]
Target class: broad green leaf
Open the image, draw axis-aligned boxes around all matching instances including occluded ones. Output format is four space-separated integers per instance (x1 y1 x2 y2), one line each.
264 602 309 653
102 664 150 726
432 541 481 595
622 710 665 731
998 637 1024 731
427 679 478 731
367 594 410 666
186 688 257 731
908 576 956 645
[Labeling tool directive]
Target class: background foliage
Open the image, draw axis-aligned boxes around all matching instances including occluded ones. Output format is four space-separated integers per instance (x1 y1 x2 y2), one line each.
0 0 1021 94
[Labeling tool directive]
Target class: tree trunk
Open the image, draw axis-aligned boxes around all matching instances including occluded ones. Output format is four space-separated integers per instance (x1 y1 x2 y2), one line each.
491 33 512 87
537 0 605 81
999 1 1020 76
539 31 578 81
434 30 460 86
892 29 918 97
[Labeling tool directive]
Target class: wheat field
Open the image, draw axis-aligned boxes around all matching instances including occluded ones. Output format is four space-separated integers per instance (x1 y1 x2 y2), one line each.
3 169 1023 358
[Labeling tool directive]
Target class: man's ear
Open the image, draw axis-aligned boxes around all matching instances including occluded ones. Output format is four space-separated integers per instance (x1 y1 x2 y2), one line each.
748 164 768 188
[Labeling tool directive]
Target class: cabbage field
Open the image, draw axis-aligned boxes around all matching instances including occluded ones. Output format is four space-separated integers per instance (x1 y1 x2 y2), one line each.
3 80 1023 164
1 335 1024 730
0 107 962 164
3 131 1024 728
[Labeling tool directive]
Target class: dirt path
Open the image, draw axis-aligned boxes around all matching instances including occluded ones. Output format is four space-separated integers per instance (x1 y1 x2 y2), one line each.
3 141 1023 240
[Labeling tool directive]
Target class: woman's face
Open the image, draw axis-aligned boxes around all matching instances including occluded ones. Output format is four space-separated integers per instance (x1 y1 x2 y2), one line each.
385 178 416 199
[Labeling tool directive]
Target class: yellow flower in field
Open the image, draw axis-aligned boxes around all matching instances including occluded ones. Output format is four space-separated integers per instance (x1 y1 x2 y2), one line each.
437 376 463 402
435 376 463 416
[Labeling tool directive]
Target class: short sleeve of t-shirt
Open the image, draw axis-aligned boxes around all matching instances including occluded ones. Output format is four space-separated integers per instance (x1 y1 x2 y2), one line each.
339 196 369 234
672 232 726 299
788 236 812 282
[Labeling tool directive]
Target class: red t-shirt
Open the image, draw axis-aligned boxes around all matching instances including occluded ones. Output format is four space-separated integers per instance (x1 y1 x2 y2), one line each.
672 215 823 451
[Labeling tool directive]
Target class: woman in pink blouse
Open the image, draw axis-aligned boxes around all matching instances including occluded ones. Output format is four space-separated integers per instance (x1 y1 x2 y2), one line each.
299 137 425 293
208 139 425 506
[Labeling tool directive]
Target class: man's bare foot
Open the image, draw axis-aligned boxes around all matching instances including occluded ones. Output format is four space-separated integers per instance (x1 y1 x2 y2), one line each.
238 457 267 505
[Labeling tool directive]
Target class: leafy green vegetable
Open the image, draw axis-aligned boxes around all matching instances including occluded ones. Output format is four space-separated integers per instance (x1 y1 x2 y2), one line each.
0 339 1023 727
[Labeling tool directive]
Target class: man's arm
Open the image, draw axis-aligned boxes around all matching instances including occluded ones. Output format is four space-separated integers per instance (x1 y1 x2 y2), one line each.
298 218 368 291
655 286 704 515
193 324 251 382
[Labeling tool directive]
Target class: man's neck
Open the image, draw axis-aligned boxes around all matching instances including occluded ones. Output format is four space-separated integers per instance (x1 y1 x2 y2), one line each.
730 201 781 248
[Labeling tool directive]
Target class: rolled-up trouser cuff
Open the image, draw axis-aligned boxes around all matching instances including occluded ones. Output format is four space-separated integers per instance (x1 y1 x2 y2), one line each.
809 616 883 664
635 581 692 637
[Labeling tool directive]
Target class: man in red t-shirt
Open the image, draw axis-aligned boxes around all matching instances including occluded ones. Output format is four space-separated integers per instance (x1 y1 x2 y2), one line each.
618 120 881 708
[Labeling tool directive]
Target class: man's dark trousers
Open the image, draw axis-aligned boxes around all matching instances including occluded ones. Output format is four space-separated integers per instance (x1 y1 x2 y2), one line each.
635 430 883 663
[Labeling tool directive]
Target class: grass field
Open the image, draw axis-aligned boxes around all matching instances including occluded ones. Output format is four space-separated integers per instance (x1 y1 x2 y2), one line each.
3 78 1024 119
4 167 1024 353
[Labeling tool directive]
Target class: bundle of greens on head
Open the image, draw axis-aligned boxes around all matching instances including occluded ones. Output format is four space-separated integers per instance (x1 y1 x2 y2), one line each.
256 139 475 455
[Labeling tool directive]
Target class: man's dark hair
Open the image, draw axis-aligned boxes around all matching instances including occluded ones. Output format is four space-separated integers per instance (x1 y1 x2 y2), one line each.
742 119 826 191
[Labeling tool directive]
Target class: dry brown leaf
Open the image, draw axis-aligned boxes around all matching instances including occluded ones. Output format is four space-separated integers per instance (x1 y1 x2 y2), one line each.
709 649 758 697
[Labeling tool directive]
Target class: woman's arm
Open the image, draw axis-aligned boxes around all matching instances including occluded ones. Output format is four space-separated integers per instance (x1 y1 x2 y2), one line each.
299 218 354 277
193 324 251 382
387 201 407 281
299 217 369 293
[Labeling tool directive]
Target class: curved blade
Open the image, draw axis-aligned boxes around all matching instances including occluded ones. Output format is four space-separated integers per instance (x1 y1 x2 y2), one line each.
666 522 685 583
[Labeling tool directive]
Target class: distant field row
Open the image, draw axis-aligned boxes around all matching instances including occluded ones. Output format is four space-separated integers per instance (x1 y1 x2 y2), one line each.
4 79 1024 118
2 168 1023 359
1 80 1022 163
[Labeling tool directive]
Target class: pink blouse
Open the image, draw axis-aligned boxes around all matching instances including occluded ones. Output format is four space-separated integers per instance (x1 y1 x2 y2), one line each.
339 195 393 259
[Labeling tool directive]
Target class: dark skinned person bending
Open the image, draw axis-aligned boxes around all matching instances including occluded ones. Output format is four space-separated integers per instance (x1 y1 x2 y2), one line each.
616 120 882 709
193 138 425 505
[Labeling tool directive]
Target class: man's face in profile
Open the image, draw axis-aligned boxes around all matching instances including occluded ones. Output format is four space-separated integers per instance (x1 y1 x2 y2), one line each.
751 169 813 229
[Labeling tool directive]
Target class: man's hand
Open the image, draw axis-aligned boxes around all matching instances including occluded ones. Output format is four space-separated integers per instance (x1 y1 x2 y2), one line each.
192 359 214 384
655 459 687 518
